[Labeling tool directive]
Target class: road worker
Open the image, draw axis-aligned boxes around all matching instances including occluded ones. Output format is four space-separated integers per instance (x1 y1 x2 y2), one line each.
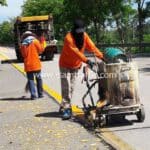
59 18 104 119
20 31 44 100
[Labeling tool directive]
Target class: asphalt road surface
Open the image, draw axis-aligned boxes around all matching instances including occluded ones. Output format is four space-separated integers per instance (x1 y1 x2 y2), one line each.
0 46 150 150
0 47 111 150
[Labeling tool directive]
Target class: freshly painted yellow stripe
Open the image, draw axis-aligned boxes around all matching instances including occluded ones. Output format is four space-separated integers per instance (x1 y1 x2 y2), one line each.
12 63 26 75
43 84 62 103
0 53 8 60
0 51 134 150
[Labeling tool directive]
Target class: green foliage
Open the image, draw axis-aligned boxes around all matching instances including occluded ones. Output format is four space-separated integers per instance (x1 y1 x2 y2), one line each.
62 0 110 43
21 0 142 44
0 21 14 45
144 34 150 42
0 0 7 6
22 0 64 39
0 0 149 53
103 31 120 44
144 1 150 18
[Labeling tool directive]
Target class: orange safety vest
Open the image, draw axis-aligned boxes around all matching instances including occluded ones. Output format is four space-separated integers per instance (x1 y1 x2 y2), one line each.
21 39 44 72
59 32 103 69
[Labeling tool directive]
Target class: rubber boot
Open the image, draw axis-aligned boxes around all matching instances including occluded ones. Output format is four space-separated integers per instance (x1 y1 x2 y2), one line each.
62 108 72 120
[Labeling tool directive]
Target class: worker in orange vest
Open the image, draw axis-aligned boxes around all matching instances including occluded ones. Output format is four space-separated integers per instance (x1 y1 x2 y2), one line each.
59 19 104 119
21 31 44 100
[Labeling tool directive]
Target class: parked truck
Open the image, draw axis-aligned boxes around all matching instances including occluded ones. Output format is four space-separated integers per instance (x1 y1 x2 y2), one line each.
14 14 57 61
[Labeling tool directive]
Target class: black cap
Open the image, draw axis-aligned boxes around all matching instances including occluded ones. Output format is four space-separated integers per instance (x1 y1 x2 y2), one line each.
73 19 85 33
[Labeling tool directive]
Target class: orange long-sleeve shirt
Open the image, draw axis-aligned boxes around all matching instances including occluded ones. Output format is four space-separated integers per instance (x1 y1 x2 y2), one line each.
59 32 103 69
21 39 44 72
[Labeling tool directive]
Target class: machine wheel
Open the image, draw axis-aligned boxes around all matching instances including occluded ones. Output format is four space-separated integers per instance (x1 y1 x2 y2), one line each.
41 51 54 61
96 114 107 127
136 105 145 122
42 46 54 61
46 52 54 60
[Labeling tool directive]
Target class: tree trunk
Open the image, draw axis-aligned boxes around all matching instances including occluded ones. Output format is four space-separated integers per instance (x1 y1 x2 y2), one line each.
138 1 144 52
93 19 100 44
115 19 125 44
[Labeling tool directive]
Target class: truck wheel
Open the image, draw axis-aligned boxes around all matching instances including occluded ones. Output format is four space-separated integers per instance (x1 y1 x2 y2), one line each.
46 52 54 60
41 55 44 61
42 49 54 61
136 105 145 122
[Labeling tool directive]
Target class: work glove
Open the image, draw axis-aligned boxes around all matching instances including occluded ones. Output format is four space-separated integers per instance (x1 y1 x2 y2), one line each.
86 59 95 69
101 57 107 63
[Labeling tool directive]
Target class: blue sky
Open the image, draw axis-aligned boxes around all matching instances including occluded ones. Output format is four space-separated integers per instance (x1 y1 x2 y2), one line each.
0 0 24 23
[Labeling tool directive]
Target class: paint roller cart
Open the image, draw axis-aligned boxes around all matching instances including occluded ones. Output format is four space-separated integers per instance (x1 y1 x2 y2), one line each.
82 48 145 127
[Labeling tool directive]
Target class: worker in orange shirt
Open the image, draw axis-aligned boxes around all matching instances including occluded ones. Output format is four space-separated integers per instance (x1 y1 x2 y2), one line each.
59 19 104 119
21 31 44 100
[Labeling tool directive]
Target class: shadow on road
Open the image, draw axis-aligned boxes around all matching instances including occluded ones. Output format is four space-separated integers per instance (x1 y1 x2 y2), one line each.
73 114 140 130
1 58 48 64
35 111 61 118
104 118 133 128
139 67 150 73
35 111 137 130
1 59 21 64
72 114 94 130
0 96 31 101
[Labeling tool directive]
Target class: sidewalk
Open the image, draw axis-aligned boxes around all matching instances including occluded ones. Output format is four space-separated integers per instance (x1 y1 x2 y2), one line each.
0 58 110 149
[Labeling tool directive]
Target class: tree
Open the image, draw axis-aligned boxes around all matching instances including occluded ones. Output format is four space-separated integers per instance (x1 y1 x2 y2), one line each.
63 0 137 44
132 0 148 52
21 0 149 48
0 21 14 44
106 0 136 44
21 0 64 39
0 0 7 6
63 0 110 43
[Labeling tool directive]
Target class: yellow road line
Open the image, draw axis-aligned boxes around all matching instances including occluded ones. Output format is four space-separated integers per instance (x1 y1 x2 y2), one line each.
0 52 83 114
0 54 6 60
0 51 135 150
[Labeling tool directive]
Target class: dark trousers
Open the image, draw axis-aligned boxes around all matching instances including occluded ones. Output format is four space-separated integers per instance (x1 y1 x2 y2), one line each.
27 70 43 98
